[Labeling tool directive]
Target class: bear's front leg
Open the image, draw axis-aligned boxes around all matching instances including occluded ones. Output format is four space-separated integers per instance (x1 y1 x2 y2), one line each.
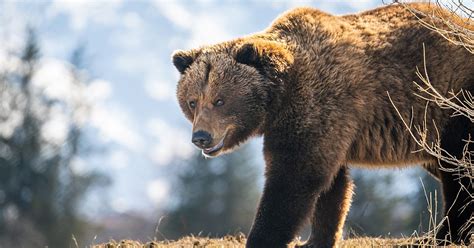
246 143 343 248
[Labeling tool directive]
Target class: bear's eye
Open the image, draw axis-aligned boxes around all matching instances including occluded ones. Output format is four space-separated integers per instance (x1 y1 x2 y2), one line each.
214 99 224 107
189 100 196 109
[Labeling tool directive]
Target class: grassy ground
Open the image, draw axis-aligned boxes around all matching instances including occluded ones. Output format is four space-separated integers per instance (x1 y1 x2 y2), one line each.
92 236 470 248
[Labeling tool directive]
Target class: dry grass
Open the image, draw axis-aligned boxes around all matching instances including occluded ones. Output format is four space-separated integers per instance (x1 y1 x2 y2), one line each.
91 236 246 248
91 236 472 248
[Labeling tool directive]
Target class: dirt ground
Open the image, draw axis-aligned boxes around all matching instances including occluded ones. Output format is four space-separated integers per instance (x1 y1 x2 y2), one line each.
92 235 471 248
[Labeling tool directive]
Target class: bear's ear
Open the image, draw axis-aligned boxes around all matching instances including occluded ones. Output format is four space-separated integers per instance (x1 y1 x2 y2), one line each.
234 40 293 75
172 49 199 74
235 43 260 66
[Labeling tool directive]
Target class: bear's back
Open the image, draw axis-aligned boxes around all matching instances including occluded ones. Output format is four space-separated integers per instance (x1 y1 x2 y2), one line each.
266 3 472 93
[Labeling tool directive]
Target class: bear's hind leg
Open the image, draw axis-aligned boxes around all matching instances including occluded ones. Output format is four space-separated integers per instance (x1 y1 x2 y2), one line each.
296 167 354 248
436 115 473 245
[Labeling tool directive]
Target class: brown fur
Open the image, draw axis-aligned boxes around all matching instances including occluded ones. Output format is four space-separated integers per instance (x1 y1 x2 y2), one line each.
172 3 473 247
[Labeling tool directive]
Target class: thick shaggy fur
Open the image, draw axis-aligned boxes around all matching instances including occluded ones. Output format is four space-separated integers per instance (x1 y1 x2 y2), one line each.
173 3 473 248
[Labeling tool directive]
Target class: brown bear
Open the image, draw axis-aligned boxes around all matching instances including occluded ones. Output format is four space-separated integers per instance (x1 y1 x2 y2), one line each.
172 3 473 248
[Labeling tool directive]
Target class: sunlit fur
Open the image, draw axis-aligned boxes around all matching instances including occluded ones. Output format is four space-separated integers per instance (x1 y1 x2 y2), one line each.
173 3 473 247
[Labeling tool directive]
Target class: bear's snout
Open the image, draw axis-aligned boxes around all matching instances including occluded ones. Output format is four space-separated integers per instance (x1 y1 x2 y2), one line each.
191 130 213 148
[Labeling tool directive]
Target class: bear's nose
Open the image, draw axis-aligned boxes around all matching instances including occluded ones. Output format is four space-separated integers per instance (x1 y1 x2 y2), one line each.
192 130 212 148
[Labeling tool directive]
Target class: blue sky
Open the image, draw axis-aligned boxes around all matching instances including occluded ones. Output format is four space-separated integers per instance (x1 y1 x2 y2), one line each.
2 0 430 217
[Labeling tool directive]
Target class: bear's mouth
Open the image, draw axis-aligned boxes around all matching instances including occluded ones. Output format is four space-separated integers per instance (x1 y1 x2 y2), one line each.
202 137 225 157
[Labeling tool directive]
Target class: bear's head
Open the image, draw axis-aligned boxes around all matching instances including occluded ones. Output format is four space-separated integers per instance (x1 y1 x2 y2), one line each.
173 39 293 157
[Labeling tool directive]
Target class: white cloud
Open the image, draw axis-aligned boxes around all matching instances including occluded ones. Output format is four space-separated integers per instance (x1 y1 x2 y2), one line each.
47 0 124 31
89 102 144 152
258 0 381 14
123 11 144 30
152 1 193 30
147 118 194 166
31 58 144 153
144 77 175 102
146 179 170 204
115 53 163 74
32 58 83 105
335 0 380 13
114 11 146 48
87 79 113 102
0 1 29 53
107 149 130 170
187 13 234 48
153 1 234 48
59 77 143 153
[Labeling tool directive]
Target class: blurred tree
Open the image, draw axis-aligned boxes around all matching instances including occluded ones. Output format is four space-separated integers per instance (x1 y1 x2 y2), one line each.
161 145 260 239
0 28 108 247
346 168 442 238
